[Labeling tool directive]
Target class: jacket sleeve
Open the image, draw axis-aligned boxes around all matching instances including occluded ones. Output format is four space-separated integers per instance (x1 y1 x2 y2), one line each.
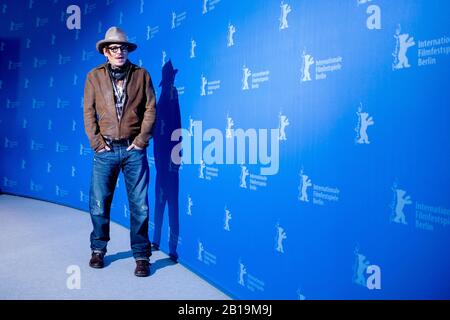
133 70 156 148
83 73 106 152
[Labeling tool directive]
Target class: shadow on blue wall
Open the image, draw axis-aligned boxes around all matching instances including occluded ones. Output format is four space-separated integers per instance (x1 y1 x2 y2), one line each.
0 38 22 195
152 60 181 263
0 38 20 100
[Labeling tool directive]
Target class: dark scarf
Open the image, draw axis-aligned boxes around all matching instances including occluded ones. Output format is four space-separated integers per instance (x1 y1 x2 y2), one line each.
107 60 131 80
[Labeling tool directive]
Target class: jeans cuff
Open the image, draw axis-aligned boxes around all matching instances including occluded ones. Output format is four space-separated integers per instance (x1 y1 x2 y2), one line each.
135 257 150 262
92 250 105 256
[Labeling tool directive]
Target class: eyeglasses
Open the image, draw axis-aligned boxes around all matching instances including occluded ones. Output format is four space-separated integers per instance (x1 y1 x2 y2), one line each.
107 45 128 54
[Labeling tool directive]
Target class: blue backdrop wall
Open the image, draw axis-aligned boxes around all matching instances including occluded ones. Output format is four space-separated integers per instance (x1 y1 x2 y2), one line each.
1 0 450 299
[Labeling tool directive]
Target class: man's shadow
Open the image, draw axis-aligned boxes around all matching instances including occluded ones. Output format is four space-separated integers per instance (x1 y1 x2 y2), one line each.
152 60 181 262
104 251 177 274
103 251 133 267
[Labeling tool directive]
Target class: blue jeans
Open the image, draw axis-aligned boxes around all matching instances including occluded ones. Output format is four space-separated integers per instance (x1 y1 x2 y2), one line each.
89 141 151 260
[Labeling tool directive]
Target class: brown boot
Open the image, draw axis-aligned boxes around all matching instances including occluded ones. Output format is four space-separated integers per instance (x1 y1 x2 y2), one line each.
89 252 104 269
134 260 150 277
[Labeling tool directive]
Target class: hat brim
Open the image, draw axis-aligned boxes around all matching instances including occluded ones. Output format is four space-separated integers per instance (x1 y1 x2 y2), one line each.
96 40 137 54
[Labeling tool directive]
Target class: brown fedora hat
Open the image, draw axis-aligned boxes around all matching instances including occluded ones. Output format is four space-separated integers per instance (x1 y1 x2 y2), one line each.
96 26 137 54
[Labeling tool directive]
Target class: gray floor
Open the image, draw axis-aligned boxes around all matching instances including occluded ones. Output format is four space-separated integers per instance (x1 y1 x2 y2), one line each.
0 194 230 300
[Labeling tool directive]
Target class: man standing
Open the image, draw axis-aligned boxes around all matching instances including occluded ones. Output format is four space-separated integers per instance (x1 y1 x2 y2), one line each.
83 26 156 277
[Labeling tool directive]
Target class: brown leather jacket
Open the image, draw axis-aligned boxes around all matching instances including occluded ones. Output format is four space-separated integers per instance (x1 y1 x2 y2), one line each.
83 62 156 151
